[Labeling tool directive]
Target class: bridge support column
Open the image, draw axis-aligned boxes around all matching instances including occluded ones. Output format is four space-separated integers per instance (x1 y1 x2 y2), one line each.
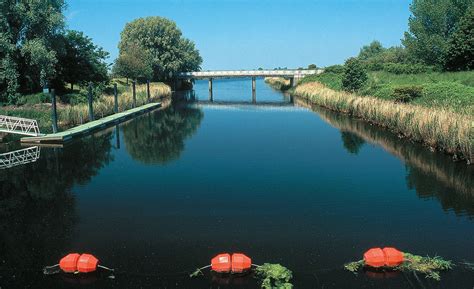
252 77 256 93
209 78 213 101
289 77 295 87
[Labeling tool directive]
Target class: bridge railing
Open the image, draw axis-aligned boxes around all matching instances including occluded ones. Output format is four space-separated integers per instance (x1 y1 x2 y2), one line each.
177 69 323 78
0 115 41 136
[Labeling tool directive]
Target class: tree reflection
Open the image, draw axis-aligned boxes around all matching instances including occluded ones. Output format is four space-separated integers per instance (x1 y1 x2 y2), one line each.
341 131 366 155
0 133 113 272
295 97 474 218
122 103 204 164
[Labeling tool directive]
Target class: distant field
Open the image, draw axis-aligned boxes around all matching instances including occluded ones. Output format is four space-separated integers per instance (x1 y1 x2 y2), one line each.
300 71 474 115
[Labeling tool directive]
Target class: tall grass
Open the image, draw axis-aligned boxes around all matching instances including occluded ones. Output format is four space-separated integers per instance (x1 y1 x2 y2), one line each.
264 77 291 90
293 82 473 163
58 82 171 128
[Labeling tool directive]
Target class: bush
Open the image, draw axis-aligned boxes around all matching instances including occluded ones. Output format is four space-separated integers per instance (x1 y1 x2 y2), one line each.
383 63 432 74
324 65 345 74
60 93 88 105
16 92 51 105
342 58 368 92
392 85 424 103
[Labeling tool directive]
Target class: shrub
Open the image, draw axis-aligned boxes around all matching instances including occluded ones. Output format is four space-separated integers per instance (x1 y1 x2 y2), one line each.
383 63 432 74
342 58 368 92
324 65 345 74
17 93 51 105
392 85 424 103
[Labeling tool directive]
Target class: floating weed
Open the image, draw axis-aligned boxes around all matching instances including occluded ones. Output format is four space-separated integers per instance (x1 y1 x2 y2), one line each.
460 261 474 271
344 260 364 273
398 253 453 281
343 253 453 281
189 268 204 278
254 263 293 289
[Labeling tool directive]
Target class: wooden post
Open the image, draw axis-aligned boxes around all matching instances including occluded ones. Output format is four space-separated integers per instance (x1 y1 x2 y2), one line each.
114 83 118 113
88 82 94 121
146 80 151 102
51 89 58 133
132 81 136 108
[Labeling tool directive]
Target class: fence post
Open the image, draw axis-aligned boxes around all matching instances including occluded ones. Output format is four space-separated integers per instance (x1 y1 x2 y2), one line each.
114 83 118 113
51 89 58 133
88 82 94 121
146 80 151 103
132 81 136 108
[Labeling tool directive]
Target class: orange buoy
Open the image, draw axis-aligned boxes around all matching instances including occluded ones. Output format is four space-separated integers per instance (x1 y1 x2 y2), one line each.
364 248 385 268
231 253 251 273
383 247 404 267
77 254 99 273
211 253 232 273
59 253 81 273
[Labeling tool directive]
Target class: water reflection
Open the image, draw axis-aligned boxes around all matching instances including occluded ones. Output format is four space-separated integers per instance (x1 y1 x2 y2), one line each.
122 101 203 165
296 98 474 217
0 146 41 169
0 133 113 281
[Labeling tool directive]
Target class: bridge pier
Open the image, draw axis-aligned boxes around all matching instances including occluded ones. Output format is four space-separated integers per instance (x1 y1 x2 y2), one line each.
252 77 256 93
209 78 213 93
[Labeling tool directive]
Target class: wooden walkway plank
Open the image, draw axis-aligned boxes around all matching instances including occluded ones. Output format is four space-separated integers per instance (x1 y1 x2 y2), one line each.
21 102 161 144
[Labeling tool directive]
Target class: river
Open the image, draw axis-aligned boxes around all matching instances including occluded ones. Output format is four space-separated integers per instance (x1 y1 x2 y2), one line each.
1 78 473 288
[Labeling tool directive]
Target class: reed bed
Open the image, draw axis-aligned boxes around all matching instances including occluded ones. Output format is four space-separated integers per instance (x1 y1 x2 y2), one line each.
293 82 473 162
58 82 171 128
264 77 291 90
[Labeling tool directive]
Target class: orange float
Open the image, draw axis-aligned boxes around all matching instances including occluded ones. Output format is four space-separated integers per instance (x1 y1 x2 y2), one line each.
231 253 252 273
77 254 99 273
211 253 232 273
363 248 385 267
59 253 81 273
382 247 404 267
364 247 405 268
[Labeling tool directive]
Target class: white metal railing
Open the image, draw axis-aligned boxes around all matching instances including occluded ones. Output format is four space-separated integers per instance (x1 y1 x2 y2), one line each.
177 69 323 78
0 146 41 169
0 115 41 136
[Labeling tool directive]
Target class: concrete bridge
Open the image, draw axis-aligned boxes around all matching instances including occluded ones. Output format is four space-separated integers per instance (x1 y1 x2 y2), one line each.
177 69 323 94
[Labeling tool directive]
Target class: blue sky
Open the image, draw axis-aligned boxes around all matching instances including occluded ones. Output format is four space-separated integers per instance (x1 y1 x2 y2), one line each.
66 0 412 70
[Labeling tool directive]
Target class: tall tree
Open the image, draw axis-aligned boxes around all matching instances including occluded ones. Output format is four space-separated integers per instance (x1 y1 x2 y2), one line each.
113 43 153 83
56 30 109 90
118 16 202 80
0 0 66 103
445 6 474 70
358 41 385 60
342 58 368 92
402 0 474 67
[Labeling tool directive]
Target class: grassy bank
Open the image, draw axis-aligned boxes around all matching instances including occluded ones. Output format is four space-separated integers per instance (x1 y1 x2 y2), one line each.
0 81 171 134
264 77 291 90
292 82 473 163
300 71 474 115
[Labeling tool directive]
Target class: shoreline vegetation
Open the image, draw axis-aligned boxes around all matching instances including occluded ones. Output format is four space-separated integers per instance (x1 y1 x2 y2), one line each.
0 80 171 134
264 77 291 91
285 79 472 164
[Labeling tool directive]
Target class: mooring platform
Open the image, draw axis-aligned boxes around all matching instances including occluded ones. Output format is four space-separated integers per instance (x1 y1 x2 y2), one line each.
21 102 161 144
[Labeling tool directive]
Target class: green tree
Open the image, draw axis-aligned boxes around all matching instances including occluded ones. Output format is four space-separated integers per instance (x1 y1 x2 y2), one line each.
113 43 153 83
358 41 385 60
56 30 109 90
445 6 474 70
0 0 66 103
308 64 317 70
342 58 368 92
118 17 202 80
402 0 474 67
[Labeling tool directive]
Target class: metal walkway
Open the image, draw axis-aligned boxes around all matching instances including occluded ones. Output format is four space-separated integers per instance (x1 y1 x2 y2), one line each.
0 115 41 136
0 146 40 169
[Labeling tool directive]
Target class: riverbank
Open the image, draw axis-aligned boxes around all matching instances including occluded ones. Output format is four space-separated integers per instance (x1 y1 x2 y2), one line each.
292 82 473 163
0 82 171 135
264 77 291 90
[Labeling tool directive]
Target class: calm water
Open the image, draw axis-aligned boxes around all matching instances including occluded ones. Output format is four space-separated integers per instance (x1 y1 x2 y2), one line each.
1 78 473 288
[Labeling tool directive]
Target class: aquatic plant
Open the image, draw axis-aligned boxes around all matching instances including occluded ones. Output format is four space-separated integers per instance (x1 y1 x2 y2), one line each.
254 263 293 289
399 253 453 280
264 77 291 91
344 253 453 281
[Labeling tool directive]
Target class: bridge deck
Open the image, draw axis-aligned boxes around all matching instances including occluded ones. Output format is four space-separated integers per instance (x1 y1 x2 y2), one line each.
178 69 323 79
21 102 161 144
